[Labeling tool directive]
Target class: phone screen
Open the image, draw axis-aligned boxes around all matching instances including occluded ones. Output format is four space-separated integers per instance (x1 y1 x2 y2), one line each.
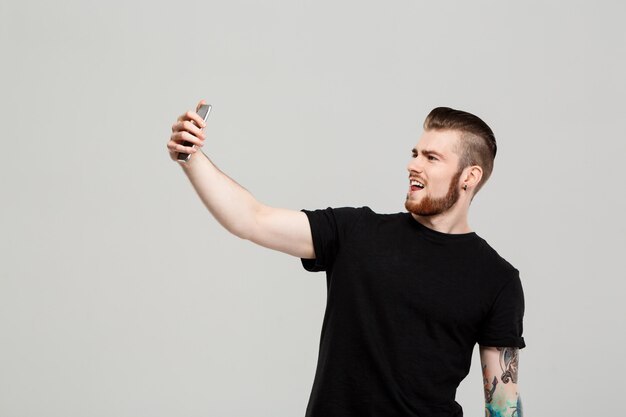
197 104 211 122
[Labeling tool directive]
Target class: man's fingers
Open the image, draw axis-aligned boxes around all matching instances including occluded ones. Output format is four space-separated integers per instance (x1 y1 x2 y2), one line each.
170 131 205 147
186 110 206 127
167 140 198 154
182 120 205 137
175 109 206 128
171 120 206 138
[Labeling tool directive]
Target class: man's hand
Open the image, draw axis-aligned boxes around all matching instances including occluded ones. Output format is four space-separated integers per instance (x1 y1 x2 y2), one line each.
167 100 207 163
480 346 523 417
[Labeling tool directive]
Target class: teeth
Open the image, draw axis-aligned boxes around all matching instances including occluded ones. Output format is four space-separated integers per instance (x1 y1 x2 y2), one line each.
410 180 424 188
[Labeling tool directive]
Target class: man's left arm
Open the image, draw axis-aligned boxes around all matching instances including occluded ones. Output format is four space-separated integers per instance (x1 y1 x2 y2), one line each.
480 345 523 417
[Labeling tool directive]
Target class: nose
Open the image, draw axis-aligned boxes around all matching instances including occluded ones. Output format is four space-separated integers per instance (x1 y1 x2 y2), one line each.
407 155 423 175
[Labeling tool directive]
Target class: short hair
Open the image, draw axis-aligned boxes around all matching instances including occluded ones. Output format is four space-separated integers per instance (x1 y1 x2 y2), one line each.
423 107 497 194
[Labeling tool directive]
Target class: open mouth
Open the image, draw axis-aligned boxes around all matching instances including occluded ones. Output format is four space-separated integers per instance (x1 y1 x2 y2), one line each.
410 179 425 191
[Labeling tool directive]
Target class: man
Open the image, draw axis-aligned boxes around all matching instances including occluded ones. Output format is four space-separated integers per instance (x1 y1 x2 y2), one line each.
167 102 526 417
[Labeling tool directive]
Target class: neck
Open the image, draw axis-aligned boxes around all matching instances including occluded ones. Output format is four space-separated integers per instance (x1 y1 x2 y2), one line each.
410 205 472 234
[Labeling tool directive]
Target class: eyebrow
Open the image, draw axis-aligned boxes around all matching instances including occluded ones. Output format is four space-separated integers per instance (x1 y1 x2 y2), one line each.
411 148 445 159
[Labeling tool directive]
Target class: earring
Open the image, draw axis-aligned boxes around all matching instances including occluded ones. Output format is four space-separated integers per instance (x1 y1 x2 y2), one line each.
463 184 468 191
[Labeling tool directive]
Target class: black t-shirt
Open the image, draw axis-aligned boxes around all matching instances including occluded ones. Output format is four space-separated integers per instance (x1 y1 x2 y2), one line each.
300 207 525 417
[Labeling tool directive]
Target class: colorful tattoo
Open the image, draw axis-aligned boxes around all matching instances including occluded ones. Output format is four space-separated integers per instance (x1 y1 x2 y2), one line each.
484 348 522 416
485 395 522 417
512 396 523 417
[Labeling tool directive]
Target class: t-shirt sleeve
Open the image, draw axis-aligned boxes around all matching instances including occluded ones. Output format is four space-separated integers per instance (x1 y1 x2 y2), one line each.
299 207 365 272
477 273 526 349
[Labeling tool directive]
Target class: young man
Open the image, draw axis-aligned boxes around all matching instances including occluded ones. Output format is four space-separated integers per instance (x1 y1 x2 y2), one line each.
167 102 526 417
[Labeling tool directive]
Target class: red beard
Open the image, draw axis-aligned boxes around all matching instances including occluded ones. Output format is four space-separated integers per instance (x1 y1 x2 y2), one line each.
405 170 462 216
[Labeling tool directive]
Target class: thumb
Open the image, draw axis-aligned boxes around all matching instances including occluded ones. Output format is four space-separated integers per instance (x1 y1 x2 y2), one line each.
196 99 207 112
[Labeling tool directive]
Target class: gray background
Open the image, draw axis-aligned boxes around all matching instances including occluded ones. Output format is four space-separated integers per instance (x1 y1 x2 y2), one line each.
2 1 625 416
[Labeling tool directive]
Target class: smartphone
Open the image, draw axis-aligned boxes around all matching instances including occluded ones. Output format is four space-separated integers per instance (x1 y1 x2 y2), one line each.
177 104 212 162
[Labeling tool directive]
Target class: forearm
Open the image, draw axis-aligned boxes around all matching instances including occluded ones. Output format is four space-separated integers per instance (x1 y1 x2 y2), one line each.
482 347 523 417
180 150 261 239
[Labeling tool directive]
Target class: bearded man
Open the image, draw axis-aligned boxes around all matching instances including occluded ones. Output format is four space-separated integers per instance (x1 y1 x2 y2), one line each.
167 104 526 417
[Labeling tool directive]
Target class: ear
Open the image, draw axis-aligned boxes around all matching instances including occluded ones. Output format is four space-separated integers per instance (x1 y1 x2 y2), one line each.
462 165 483 190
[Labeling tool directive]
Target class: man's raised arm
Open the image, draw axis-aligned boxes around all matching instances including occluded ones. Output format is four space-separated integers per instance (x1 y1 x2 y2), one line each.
167 100 315 260
480 345 523 417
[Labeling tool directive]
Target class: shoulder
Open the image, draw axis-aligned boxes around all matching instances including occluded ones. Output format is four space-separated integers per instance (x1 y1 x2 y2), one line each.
301 206 410 235
340 207 412 229
301 206 375 235
472 236 521 282
302 206 378 222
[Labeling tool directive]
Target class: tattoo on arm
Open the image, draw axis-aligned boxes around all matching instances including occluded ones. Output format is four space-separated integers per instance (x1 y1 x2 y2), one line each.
482 364 498 403
485 395 522 417
483 348 522 416
497 347 519 384
513 395 523 417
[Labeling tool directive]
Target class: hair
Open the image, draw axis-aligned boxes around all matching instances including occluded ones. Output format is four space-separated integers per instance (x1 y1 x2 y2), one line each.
423 107 497 194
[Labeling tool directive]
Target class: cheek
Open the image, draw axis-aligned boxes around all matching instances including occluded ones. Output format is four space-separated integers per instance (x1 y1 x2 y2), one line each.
429 172 456 193
429 175 448 190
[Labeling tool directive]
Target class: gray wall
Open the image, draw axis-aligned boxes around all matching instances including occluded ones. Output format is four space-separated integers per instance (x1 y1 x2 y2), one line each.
2 1 624 416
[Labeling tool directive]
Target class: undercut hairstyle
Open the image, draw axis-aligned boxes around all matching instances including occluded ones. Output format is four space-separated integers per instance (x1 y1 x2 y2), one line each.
423 107 497 194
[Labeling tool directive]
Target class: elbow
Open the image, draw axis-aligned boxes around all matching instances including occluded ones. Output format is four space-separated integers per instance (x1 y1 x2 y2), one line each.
226 220 255 241
228 209 261 241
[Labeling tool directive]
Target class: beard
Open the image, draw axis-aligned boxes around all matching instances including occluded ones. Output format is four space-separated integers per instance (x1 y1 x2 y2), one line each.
405 170 463 216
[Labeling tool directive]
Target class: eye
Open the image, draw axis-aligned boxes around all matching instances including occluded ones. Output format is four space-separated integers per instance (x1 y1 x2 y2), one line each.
427 155 438 161
411 152 417 158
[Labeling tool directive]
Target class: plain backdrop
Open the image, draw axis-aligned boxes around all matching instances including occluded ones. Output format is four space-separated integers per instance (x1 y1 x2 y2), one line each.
2 1 625 416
